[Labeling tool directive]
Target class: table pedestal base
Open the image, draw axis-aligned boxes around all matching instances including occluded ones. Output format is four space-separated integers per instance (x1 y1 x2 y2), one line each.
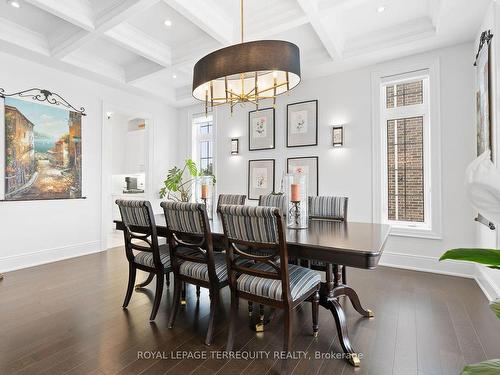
320 282 374 367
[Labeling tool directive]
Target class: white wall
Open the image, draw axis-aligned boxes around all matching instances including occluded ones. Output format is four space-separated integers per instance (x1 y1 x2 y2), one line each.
475 2 500 300
177 43 478 280
0 51 178 272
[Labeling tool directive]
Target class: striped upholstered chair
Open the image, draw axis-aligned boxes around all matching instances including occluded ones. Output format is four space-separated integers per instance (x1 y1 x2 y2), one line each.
217 194 246 209
258 193 287 215
308 196 349 284
116 200 171 321
219 205 321 355
161 201 245 345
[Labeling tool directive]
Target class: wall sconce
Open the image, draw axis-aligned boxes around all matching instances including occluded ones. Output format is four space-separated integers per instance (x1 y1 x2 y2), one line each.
332 126 344 147
231 138 239 155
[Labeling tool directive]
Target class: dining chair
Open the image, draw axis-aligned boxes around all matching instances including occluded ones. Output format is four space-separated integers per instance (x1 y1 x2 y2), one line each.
217 194 246 209
219 205 321 355
161 201 245 345
308 196 349 284
116 199 171 321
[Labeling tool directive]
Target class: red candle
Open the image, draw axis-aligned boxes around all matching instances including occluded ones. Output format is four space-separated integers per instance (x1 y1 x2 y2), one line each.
291 183 300 202
201 184 209 199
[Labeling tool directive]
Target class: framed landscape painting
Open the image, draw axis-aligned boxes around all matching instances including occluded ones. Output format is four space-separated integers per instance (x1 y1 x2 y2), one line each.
248 107 275 151
287 156 319 196
1 96 82 201
475 31 493 158
287 100 318 148
248 159 275 200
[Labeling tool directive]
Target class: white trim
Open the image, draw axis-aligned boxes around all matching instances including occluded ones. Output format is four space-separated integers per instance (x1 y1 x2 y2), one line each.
0 240 103 273
379 251 476 278
371 57 442 239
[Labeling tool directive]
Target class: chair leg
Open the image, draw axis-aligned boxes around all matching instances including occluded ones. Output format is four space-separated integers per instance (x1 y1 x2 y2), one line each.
342 266 347 285
205 288 219 346
196 285 201 299
122 264 136 308
282 309 293 374
255 304 265 332
248 301 253 317
168 278 182 328
149 273 164 321
283 309 293 353
166 271 170 287
181 282 187 305
226 291 239 351
312 291 320 337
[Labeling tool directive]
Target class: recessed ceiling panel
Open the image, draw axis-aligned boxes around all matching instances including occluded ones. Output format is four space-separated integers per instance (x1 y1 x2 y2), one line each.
127 2 218 49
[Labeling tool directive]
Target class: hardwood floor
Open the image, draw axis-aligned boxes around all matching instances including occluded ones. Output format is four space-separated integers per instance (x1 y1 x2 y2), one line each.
0 247 499 375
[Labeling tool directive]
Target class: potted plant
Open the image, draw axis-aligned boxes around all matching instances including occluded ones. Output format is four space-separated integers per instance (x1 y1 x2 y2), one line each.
440 249 500 374
159 159 215 202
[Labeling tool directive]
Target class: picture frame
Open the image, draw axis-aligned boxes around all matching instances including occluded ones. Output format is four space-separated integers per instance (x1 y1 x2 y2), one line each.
287 156 319 196
248 107 275 151
286 100 318 148
248 159 275 200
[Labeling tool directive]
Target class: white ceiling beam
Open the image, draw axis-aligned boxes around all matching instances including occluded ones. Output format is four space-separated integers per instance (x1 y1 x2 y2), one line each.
296 0 344 60
0 17 50 56
62 50 126 82
24 0 94 31
317 0 371 11
165 0 234 45
105 23 172 67
50 0 161 59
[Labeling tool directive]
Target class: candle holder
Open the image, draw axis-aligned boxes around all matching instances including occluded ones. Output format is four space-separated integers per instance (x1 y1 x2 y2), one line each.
285 173 308 229
195 175 214 219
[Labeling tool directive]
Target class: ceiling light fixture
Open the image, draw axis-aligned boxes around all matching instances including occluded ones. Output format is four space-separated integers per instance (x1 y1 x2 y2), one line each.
8 0 21 8
172 74 177 79
164 19 172 27
377 5 385 13
192 0 301 114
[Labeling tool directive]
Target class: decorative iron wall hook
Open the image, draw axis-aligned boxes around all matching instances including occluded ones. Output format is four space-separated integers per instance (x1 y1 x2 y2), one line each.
474 30 493 67
0 87 86 116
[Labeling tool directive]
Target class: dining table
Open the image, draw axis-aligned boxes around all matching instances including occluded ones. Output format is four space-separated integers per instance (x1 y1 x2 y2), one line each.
114 214 390 367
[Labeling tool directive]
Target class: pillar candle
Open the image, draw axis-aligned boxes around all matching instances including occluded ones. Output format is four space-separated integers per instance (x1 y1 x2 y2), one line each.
291 183 300 202
201 184 209 199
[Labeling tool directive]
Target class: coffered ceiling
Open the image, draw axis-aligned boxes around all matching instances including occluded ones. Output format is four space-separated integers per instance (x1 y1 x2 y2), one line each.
0 0 491 106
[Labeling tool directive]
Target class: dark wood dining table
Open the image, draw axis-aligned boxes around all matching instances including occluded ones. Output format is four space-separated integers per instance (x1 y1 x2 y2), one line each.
114 214 390 367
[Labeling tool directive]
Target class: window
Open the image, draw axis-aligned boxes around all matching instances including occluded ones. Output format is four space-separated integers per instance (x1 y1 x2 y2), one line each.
380 72 431 231
192 113 215 176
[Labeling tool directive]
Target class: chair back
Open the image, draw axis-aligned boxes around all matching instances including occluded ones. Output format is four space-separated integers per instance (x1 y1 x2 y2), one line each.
258 194 287 217
217 194 246 209
160 202 216 281
116 200 162 269
218 205 292 303
308 196 348 221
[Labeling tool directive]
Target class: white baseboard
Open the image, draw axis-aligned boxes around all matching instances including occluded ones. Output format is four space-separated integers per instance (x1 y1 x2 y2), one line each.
380 251 476 278
0 240 104 273
475 265 500 301
380 251 500 301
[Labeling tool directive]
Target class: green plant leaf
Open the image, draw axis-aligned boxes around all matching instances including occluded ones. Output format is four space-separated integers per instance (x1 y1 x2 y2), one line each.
439 249 500 267
491 299 500 319
461 359 500 375
185 159 198 177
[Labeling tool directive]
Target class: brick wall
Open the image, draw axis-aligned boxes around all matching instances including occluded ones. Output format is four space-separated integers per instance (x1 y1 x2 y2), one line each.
386 81 424 222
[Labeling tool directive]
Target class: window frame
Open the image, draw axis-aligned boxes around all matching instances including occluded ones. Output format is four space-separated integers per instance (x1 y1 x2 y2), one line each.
191 112 216 179
371 59 442 239
381 74 431 230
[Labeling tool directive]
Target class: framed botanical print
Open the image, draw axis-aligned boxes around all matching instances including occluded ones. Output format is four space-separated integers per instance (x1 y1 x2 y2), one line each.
249 107 275 151
287 156 319 196
248 159 275 200
287 100 318 147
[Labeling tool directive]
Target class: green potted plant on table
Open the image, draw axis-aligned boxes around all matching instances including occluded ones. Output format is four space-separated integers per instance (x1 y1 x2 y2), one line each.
160 159 215 202
440 249 500 374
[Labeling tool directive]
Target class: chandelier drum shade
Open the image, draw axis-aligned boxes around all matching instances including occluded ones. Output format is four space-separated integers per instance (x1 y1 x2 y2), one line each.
192 0 301 112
